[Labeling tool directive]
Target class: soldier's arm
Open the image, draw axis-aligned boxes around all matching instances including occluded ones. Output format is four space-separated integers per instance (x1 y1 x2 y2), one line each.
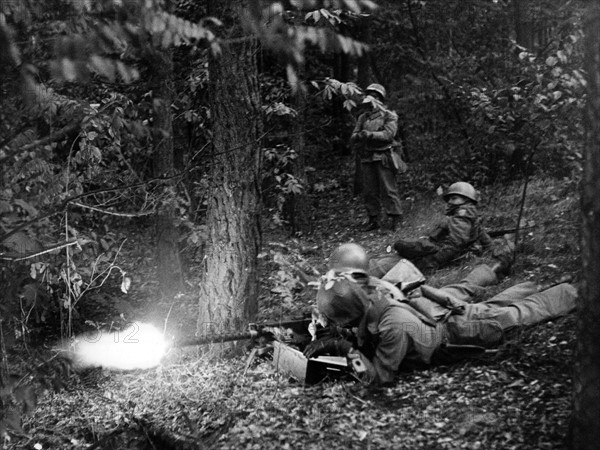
445 215 476 248
478 228 494 250
428 219 449 242
370 326 410 385
350 114 366 141
365 111 398 143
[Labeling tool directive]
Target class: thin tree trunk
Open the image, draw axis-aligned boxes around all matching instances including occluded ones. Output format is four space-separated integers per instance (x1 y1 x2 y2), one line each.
286 76 312 235
513 0 532 49
571 2 600 448
198 0 262 335
356 15 371 89
354 14 371 196
152 48 184 297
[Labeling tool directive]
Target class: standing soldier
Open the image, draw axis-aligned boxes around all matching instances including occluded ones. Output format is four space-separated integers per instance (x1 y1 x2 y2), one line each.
350 84 403 231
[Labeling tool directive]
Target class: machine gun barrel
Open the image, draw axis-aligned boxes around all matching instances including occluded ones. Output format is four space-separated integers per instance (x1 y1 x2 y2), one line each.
174 331 257 347
173 317 313 348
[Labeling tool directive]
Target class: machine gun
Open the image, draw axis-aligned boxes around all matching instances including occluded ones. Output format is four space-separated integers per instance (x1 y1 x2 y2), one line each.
173 316 362 384
174 316 313 349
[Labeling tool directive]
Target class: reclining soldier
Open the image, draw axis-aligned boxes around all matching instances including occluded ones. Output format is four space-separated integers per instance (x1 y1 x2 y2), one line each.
370 181 494 276
305 243 577 386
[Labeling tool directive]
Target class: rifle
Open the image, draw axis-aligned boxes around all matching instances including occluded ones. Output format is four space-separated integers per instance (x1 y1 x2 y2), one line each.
487 226 536 238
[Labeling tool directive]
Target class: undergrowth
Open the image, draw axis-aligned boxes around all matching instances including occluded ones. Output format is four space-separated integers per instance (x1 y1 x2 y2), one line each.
4 174 581 450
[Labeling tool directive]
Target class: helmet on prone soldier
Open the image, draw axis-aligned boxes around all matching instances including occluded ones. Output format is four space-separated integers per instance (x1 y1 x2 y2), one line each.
329 243 369 277
365 83 386 101
443 181 479 204
317 278 365 327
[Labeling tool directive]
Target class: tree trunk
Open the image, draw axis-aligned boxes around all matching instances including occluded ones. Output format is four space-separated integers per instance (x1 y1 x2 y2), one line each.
354 14 372 196
571 2 600 448
198 0 262 335
513 0 532 49
152 47 184 297
356 15 371 89
285 77 312 235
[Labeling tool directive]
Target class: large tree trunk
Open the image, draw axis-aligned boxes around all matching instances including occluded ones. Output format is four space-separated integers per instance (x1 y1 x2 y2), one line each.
151 55 183 297
197 0 262 335
571 2 600 448
152 48 184 297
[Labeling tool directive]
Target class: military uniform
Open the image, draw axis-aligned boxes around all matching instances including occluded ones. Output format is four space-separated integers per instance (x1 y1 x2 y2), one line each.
370 202 492 276
315 265 577 385
351 107 403 224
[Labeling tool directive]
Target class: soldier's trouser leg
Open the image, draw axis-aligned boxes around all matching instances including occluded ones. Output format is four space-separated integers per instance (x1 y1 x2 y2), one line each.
450 282 577 333
483 283 577 329
378 163 403 216
438 264 499 303
394 238 439 260
361 162 381 218
368 254 401 278
428 246 463 268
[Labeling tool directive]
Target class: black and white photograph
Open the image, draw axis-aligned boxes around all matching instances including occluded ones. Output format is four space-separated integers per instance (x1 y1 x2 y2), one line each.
1 0 598 448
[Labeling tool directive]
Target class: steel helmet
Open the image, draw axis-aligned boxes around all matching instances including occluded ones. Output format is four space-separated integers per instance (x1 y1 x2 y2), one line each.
365 83 386 100
316 278 365 326
443 181 479 204
328 243 369 275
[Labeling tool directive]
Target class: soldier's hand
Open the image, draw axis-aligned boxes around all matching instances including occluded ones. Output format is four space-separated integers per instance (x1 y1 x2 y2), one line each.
303 338 353 359
358 130 370 140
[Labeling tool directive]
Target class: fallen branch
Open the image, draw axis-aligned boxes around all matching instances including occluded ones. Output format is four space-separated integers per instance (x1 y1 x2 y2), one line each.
0 239 79 261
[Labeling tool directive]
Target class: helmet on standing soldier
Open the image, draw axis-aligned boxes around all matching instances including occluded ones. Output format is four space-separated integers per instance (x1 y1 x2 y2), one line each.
328 243 369 276
443 181 479 204
365 83 387 101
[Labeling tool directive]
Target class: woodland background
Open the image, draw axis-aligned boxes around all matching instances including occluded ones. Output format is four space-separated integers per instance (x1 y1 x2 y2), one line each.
1 0 599 449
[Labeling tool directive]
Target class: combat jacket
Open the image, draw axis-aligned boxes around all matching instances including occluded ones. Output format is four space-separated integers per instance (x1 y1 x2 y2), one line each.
353 277 444 385
429 203 492 251
351 108 398 163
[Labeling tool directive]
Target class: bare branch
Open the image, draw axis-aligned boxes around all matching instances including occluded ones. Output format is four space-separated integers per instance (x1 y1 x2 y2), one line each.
0 239 79 262
69 202 155 217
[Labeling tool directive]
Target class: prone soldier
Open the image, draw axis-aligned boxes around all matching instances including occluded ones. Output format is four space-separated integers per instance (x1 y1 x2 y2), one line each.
305 243 577 386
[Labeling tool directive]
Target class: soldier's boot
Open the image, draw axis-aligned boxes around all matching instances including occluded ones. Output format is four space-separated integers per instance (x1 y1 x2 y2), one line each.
536 274 574 292
365 216 379 231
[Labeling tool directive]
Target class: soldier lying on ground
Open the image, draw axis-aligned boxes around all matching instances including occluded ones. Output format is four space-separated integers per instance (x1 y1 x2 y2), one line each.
304 243 577 386
370 182 494 276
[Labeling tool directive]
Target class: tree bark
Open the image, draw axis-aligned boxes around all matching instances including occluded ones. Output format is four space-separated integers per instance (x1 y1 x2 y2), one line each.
285 76 312 235
356 15 371 88
198 0 262 335
152 47 184 297
513 0 532 49
571 2 600 448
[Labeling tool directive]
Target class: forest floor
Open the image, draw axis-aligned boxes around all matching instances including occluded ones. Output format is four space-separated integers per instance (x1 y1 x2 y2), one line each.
5 172 581 450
